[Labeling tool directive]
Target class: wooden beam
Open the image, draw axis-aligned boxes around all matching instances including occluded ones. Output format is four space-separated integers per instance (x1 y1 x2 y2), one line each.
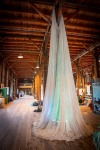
66 22 100 31
72 41 100 62
0 28 99 39
32 1 100 13
27 62 36 69
0 28 45 36
0 25 46 32
7 60 37 62
65 9 80 24
1 1 100 15
64 0 85 24
0 17 47 25
6 62 17 76
72 63 94 74
30 2 51 24
1 33 99 43
13 67 34 69
81 43 95 57
18 74 32 76
63 1 100 14
29 39 41 51
0 32 43 39
15 70 33 73
1 43 38 47
68 36 95 42
72 15 100 23
0 25 99 39
2 53 14 62
41 24 51 50
42 24 51 93
8 62 17 69
67 32 100 39
0 50 40 54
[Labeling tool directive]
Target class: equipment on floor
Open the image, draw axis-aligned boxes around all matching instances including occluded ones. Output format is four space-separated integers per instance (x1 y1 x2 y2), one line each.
33 100 43 112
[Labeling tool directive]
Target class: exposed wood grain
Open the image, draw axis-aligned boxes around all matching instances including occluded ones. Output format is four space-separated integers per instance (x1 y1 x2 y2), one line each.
0 95 100 150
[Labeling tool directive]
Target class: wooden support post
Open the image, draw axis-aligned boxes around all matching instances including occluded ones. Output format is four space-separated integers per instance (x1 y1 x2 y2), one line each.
33 78 35 97
82 75 85 88
92 48 100 79
93 57 97 79
13 77 15 100
6 69 9 87
77 70 81 96
76 59 81 96
43 63 47 95
14 76 18 99
1 62 5 85
10 73 13 98
34 73 41 100
32 79 34 97
42 36 49 95
29 39 41 51
0 63 2 85
30 2 51 24
95 51 100 78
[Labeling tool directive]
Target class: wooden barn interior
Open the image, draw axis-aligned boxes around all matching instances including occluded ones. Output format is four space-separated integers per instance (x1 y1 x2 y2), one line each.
0 0 100 150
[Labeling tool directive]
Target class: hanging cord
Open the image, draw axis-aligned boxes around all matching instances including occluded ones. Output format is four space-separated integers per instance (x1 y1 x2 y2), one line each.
55 0 62 26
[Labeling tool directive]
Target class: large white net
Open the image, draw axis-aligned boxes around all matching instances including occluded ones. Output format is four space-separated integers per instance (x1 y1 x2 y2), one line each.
32 9 93 141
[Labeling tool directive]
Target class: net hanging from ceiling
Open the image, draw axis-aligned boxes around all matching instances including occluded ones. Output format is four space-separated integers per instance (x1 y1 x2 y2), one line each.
32 8 93 141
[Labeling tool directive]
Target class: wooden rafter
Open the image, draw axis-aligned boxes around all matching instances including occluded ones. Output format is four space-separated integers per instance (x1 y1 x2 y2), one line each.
30 2 51 24
72 41 100 62
7 60 37 62
64 9 80 24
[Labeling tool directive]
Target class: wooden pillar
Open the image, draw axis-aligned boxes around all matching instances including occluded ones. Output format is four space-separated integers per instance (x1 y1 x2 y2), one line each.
10 72 13 98
32 80 34 96
81 70 85 89
96 54 100 78
33 78 35 97
76 59 81 96
0 63 2 85
15 77 18 98
5 69 9 87
39 68 42 100
43 60 48 95
34 73 41 100
92 48 100 79
1 62 5 85
13 76 16 99
34 76 37 99
77 70 81 96
81 74 85 96
82 76 85 89
93 57 97 79
42 35 49 95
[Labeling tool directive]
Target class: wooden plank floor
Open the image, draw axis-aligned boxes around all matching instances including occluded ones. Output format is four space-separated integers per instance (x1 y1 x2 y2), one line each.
0 95 100 150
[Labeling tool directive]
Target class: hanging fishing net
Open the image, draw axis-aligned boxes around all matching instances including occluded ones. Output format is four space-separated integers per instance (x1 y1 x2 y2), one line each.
32 8 93 141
